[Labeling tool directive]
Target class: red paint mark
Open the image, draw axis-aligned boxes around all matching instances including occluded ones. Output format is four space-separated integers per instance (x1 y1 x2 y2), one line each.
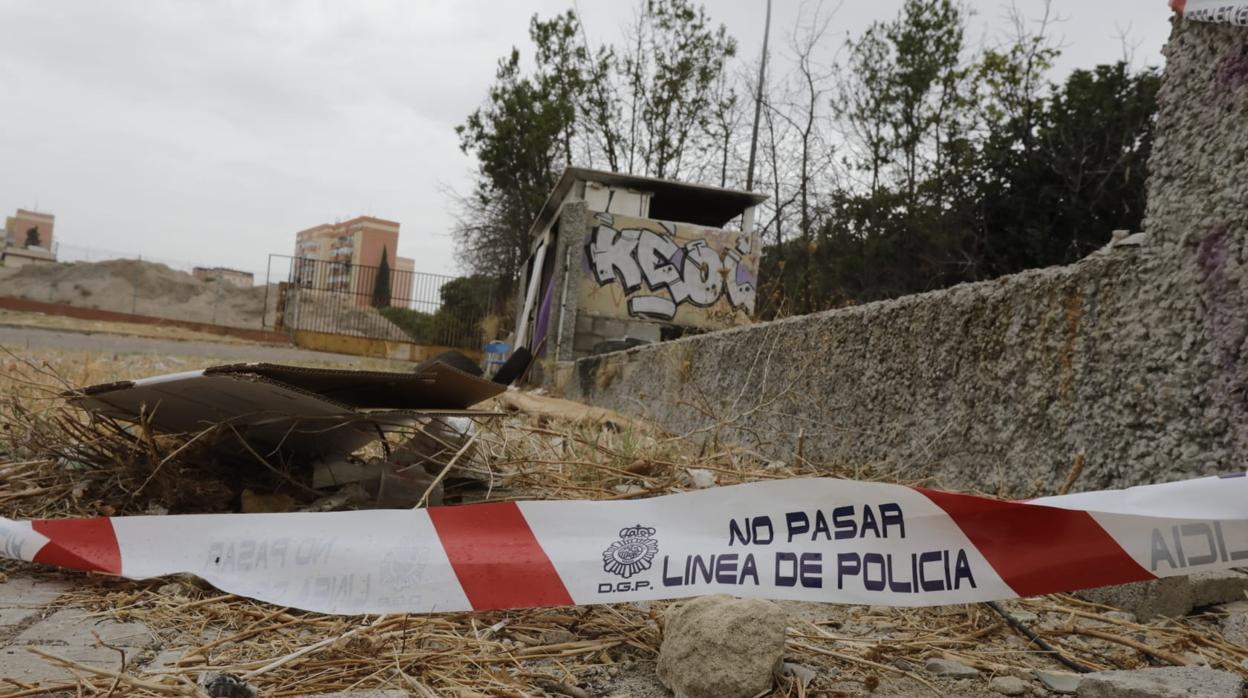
31 518 122 575
429 502 573 610
919 489 1153 597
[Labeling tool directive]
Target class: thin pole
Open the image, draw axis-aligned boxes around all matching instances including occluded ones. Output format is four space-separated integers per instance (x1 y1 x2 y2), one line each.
745 0 772 191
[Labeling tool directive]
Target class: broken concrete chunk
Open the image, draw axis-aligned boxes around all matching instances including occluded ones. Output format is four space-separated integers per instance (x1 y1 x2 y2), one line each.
1077 578 1191 621
1188 570 1248 608
1035 669 1082 695
684 468 717 489
1076 571 1248 621
1218 601 1248 646
924 658 979 678
780 662 818 688
656 595 786 698
1076 667 1244 697
990 675 1029 696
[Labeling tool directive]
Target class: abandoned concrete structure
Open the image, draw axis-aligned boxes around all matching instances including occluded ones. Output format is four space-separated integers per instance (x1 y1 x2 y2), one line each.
513 168 766 375
569 17 1248 496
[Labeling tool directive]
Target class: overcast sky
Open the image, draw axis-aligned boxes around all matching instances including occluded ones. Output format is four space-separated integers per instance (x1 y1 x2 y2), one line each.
0 1 1172 280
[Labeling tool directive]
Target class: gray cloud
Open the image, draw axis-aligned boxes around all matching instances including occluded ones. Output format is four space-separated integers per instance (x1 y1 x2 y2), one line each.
0 0 1171 280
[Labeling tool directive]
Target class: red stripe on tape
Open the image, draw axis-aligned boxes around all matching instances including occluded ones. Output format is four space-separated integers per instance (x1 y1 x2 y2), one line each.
429 502 573 610
31 518 122 575
919 489 1152 597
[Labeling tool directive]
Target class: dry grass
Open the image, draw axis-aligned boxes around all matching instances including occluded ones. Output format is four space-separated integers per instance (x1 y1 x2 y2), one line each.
1 346 1246 697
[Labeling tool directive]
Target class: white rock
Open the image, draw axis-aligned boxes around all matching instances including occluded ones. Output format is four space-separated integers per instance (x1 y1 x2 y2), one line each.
990 675 1029 696
656 595 786 698
781 662 818 688
684 468 717 489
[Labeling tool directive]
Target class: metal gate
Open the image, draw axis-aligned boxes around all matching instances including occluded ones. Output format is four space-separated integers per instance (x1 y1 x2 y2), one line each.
262 254 493 350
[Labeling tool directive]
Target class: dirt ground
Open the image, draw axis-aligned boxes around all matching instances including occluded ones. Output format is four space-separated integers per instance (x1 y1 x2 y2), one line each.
0 324 406 370
0 309 267 345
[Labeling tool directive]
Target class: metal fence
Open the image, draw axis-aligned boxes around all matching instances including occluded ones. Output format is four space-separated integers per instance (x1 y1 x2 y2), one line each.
262 254 494 350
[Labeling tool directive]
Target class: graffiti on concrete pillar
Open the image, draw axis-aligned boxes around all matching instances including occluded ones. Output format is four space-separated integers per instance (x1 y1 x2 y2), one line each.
581 213 759 329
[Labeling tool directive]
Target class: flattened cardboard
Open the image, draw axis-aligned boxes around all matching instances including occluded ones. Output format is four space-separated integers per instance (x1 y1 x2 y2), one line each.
203 362 503 409
69 363 504 460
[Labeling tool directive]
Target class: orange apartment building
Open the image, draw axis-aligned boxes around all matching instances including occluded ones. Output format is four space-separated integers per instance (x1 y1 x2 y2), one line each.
2 209 57 267
293 216 415 306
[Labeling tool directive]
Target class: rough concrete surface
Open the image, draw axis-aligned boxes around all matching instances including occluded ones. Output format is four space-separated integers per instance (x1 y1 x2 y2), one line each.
566 18 1248 495
1218 600 1248 646
656 594 786 698
1076 667 1245 697
1078 570 1248 621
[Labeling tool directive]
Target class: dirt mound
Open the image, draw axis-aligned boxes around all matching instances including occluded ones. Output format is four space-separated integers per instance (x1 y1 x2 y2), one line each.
0 259 274 329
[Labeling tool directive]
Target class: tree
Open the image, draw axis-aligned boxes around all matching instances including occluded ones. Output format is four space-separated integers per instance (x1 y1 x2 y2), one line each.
24 227 40 248
610 0 738 179
455 46 575 297
372 248 392 308
970 61 1160 277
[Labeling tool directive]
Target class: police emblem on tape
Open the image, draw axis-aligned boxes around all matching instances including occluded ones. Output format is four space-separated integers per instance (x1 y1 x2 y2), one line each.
602 525 658 579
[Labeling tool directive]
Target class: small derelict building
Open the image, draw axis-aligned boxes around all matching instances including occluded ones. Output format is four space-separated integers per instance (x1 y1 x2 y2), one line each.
513 167 767 382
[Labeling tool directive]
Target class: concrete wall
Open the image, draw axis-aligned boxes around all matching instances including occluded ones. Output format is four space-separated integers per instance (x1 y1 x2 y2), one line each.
567 18 1248 496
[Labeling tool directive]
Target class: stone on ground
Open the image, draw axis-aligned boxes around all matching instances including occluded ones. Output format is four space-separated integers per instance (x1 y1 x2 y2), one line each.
1076 667 1245 697
656 594 786 698
990 675 1029 695
1220 601 1248 646
925 657 979 678
1036 669 1082 694
1076 571 1248 621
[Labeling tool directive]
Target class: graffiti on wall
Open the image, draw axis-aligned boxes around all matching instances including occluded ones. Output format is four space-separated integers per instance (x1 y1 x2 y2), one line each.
581 213 759 329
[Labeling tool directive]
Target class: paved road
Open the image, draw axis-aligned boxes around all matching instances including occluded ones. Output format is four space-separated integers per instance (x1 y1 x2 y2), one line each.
0 324 374 366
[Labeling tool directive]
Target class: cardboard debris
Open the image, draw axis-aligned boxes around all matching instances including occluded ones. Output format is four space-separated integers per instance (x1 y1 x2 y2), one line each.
69 362 504 461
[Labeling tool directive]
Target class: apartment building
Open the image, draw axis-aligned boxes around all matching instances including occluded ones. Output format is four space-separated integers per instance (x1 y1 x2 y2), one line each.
2 209 57 268
293 216 415 306
5 209 55 249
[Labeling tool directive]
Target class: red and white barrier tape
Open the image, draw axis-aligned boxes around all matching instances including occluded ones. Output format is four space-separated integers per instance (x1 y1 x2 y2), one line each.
1172 0 1248 24
2 474 1247 615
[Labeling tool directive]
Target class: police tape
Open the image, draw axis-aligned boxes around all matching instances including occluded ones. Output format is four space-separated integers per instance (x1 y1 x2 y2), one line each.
1173 0 1248 24
2 474 1247 615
